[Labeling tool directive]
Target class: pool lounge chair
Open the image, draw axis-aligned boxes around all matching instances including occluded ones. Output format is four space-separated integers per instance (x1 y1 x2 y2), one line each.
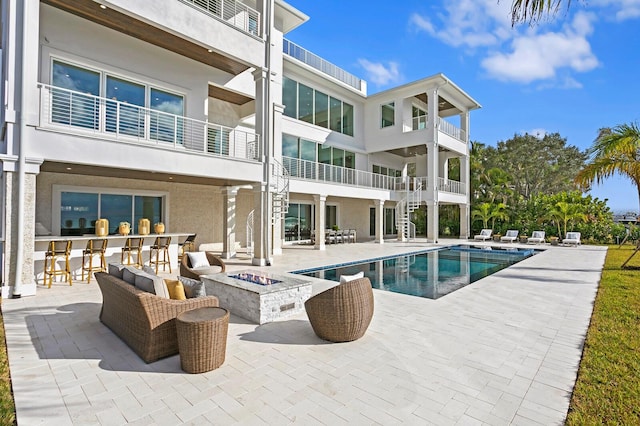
563 232 581 246
500 230 519 243
474 229 493 241
527 231 546 244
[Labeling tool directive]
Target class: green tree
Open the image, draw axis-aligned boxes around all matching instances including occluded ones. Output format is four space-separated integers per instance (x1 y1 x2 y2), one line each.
544 200 587 237
576 122 640 214
472 202 508 230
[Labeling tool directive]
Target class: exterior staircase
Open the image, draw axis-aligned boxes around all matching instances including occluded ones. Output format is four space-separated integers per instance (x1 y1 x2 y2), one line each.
395 177 422 241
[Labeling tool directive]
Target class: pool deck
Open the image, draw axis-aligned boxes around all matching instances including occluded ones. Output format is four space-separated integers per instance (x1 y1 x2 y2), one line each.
2 240 606 425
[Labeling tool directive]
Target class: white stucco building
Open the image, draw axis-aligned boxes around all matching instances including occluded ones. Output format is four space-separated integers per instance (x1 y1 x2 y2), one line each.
0 0 480 297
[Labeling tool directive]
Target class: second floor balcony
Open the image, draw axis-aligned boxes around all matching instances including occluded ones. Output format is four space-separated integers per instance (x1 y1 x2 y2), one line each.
283 157 466 196
180 0 260 36
38 84 261 162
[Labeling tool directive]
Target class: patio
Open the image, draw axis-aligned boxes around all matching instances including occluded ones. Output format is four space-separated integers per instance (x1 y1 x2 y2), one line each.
2 240 606 425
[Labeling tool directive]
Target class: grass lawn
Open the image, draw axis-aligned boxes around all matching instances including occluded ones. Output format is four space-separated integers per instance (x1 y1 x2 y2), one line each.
566 244 640 424
0 245 638 425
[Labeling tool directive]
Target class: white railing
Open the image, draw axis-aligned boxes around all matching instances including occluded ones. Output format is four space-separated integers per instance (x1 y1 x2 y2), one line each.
438 177 466 195
283 157 401 190
437 117 466 142
39 84 261 161
180 0 260 36
283 39 362 91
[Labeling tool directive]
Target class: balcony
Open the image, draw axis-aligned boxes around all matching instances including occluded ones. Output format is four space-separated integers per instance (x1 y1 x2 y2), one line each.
38 84 261 161
283 39 362 91
180 0 260 36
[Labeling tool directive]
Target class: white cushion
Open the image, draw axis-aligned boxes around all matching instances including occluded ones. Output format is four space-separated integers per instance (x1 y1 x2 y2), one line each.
339 271 364 284
187 252 209 268
192 265 223 276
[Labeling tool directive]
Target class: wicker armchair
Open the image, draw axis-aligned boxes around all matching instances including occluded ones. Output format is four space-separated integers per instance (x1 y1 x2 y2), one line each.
304 277 374 343
179 251 226 280
95 272 219 363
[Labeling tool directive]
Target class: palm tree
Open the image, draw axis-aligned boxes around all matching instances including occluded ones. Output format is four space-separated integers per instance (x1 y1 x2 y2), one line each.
508 0 576 25
472 202 509 230
575 122 640 214
544 201 587 237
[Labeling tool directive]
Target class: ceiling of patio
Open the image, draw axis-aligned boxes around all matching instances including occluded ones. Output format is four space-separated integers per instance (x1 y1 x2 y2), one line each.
42 0 250 75
40 161 255 187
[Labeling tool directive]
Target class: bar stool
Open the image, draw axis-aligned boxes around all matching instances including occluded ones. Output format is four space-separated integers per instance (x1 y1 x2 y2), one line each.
178 234 197 262
149 236 171 274
121 237 143 267
43 240 72 288
82 239 108 283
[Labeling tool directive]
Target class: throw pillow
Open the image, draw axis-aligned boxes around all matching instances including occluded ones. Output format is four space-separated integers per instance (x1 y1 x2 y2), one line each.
339 271 364 284
134 271 170 298
187 252 209 269
178 275 206 298
108 263 126 279
122 266 140 285
164 279 187 300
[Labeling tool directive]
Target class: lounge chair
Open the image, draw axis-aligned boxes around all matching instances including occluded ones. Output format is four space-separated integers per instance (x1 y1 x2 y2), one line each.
527 231 546 244
474 229 492 241
500 230 519 243
563 232 581 246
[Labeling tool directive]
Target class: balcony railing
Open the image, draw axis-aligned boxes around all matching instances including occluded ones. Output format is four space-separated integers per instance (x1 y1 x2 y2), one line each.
437 117 466 142
180 0 260 36
38 84 261 161
283 39 362 91
438 177 466 195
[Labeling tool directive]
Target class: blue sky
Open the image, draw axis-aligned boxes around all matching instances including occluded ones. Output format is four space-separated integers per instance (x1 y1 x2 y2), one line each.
285 0 640 214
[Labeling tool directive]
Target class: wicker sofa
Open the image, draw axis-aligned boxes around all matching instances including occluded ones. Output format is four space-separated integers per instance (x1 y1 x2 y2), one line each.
95 271 219 363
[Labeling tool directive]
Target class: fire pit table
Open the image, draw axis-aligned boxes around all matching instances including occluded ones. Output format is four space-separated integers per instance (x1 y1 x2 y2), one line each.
201 271 312 324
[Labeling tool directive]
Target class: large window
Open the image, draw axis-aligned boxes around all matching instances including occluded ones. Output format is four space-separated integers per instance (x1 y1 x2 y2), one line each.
284 203 313 242
51 60 184 142
58 188 165 236
282 77 354 136
412 106 427 130
381 102 395 128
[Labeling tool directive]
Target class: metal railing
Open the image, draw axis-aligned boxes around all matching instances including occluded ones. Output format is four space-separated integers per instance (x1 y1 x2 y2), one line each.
437 117 466 142
283 39 362 91
180 0 260 36
39 84 261 161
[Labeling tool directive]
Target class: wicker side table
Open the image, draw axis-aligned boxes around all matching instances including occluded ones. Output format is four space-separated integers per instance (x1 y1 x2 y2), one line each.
176 307 229 373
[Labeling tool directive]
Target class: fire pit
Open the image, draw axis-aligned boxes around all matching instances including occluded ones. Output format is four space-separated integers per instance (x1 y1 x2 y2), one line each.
228 272 282 286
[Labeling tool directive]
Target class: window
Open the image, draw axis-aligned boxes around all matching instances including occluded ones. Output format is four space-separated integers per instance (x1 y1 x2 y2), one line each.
326 205 337 229
384 207 397 235
282 77 354 137
51 60 184 141
284 203 313 242
58 188 165 236
412 106 427 130
381 102 395 128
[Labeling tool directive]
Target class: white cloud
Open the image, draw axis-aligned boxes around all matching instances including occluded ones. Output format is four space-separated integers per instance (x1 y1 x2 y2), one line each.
357 59 401 86
481 12 599 84
591 0 640 20
409 0 512 48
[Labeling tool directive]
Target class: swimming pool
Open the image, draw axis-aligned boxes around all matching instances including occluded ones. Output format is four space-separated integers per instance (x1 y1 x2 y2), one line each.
293 245 537 300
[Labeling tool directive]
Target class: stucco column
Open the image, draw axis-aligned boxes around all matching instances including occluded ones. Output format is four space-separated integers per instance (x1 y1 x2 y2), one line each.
375 199 385 244
251 183 271 266
313 195 326 250
427 200 439 243
221 187 239 259
459 204 470 240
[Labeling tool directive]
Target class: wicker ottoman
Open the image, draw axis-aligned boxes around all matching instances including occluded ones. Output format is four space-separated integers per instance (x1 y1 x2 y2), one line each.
176 307 229 373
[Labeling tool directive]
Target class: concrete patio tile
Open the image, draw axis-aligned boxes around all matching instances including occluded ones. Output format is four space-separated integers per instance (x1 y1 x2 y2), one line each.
2 241 606 425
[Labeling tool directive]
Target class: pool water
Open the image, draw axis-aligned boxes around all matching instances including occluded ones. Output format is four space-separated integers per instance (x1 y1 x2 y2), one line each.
294 245 537 300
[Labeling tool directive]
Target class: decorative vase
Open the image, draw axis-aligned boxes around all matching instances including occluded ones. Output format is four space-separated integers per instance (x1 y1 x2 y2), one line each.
154 223 165 234
138 218 150 235
118 223 130 236
95 218 109 237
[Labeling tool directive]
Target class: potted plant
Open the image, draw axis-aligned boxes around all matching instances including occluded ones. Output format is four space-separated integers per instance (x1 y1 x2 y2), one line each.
550 236 559 246
519 234 528 243
493 233 502 242
118 221 131 236
154 222 165 234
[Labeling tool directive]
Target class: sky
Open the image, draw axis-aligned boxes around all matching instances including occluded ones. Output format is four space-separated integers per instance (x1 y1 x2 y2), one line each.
284 0 640 214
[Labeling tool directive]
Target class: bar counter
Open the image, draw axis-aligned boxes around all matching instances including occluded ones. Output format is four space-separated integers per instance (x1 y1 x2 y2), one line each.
34 233 192 284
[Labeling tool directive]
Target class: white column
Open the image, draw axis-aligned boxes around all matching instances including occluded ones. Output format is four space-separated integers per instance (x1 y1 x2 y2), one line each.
221 187 239 259
251 183 271 266
375 200 385 244
313 195 326 250
427 200 439 243
459 204 470 240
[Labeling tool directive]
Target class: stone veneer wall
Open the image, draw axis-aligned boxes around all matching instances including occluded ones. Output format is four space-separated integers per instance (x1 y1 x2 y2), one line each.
4 172 36 287
35 172 257 248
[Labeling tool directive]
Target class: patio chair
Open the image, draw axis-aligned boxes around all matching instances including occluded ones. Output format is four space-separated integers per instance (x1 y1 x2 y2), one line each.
474 229 492 241
500 230 519 243
304 277 374 343
527 231 546 244
180 251 226 280
563 232 581 246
